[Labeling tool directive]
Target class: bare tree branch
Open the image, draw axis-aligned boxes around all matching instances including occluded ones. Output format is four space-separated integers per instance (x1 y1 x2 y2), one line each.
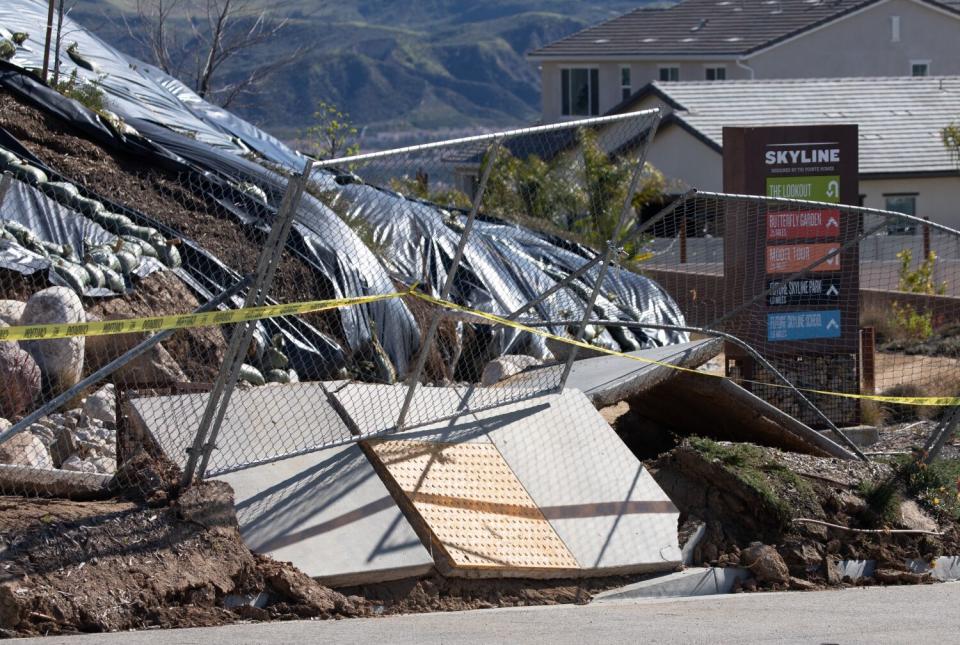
117 0 313 106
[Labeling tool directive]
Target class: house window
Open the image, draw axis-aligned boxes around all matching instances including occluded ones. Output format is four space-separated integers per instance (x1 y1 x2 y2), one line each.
911 60 930 76
620 66 632 101
658 66 680 82
561 68 599 116
891 16 900 42
705 66 726 81
885 194 917 235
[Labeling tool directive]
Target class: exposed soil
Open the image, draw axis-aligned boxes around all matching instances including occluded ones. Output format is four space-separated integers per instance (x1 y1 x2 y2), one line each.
0 482 364 637
337 572 662 615
0 90 340 340
648 438 960 590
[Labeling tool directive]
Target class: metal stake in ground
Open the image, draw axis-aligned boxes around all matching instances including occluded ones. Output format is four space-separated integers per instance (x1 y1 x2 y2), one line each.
558 115 661 390
182 159 314 487
394 140 502 431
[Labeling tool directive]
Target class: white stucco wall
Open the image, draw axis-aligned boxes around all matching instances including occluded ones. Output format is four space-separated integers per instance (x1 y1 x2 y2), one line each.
860 176 960 230
535 0 960 123
539 60 747 122
748 0 960 78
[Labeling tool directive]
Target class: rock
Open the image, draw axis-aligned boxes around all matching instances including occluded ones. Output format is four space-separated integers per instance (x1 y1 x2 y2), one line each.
480 355 542 386
741 577 758 592
789 576 818 591
83 384 117 428
263 563 348 616
113 344 188 387
177 481 237 534
741 543 790 584
779 540 822 577
0 339 42 419
60 454 96 473
823 556 842 585
48 426 78 468
899 500 938 532
0 432 52 469
0 300 25 326
20 287 85 396
874 568 931 585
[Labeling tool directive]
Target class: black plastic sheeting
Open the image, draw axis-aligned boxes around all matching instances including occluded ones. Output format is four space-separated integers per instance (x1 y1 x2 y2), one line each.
326 179 688 359
0 177 165 296
0 1 302 167
0 2 688 375
0 87 345 379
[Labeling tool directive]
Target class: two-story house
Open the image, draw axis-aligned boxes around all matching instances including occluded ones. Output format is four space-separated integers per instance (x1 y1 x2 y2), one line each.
528 0 960 123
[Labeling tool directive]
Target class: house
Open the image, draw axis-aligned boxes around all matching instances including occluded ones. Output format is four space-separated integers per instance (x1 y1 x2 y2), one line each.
527 0 960 123
605 76 960 226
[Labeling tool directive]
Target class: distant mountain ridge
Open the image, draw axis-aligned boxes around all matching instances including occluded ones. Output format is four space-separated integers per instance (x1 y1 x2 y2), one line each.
71 1 654 145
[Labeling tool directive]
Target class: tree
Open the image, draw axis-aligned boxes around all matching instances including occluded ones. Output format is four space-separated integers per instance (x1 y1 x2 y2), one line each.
122 0 311 107
305 101 360 160
944 123 960 168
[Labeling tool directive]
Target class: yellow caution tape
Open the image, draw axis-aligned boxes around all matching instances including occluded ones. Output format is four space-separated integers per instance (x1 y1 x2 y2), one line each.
1 283 955 407
408 289 960 407
0 291 406 342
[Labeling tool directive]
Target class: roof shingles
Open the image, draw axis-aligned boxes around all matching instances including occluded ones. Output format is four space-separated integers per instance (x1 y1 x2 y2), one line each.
632 76 960 174
528 0 960 57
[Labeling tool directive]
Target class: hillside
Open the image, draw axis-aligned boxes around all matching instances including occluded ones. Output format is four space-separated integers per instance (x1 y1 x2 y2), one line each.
70 0 653 146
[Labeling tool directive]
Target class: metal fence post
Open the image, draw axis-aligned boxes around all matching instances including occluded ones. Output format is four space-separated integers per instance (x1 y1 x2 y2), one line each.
394 140 502 431
558 116 661 390
181 159 314 487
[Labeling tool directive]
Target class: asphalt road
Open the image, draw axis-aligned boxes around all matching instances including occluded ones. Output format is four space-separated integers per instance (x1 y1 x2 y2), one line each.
18 583 959 645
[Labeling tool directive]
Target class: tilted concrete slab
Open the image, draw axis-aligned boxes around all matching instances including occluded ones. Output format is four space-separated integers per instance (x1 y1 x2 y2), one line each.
359 386 682 578
473 390 682 575
126 382 352 475
501 339 722 408
217 443 434 587
592 567 750 601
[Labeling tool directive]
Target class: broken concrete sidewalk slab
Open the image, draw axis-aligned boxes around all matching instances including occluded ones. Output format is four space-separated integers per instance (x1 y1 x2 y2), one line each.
627 371 856 459
217 443 434 587
473 390 682 575
362 386 681 578
592 567 750 602
501 338 722 408
822 425 880 449
126 382 352 475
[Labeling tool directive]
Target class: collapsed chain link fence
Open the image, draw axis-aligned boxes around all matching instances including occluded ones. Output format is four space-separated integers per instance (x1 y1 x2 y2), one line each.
0 108 678 498
638 191 960 460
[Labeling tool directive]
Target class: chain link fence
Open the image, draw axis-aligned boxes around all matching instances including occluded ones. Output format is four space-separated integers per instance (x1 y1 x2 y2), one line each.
638 191 960 460
0 108 679 497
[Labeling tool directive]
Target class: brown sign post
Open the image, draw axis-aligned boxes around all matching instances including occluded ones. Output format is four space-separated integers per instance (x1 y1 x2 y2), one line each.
723 125 860 426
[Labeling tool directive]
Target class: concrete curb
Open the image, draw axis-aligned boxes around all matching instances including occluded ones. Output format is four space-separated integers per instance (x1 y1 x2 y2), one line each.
592 567 751 602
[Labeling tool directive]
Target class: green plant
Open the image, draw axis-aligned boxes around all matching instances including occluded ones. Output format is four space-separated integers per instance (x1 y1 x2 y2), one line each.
943 122 960 167
898 454 960 521
857 479 902 527
388 175 472 210
891 248 946 340
306 101 360 160
53 69 106 114
478 128 664 261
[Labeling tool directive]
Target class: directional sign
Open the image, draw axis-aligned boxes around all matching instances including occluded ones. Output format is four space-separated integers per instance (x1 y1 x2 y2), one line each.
767 309 841 341
767 278 842 306
766 209 841 240
766 176 840 203
766 243 841 274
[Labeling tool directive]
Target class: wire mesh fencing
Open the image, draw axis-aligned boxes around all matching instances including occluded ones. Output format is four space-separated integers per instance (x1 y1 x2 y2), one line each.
637 190 960 458
0 108 682 497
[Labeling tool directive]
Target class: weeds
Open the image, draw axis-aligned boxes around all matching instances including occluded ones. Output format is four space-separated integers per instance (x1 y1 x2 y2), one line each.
53 69 106 114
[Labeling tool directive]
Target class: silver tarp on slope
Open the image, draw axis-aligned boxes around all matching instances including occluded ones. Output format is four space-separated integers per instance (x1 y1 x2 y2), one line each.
0 0 689 374
0 176 165 295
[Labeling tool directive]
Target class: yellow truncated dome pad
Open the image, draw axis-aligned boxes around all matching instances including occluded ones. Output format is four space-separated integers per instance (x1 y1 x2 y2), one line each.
369 439 580 571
